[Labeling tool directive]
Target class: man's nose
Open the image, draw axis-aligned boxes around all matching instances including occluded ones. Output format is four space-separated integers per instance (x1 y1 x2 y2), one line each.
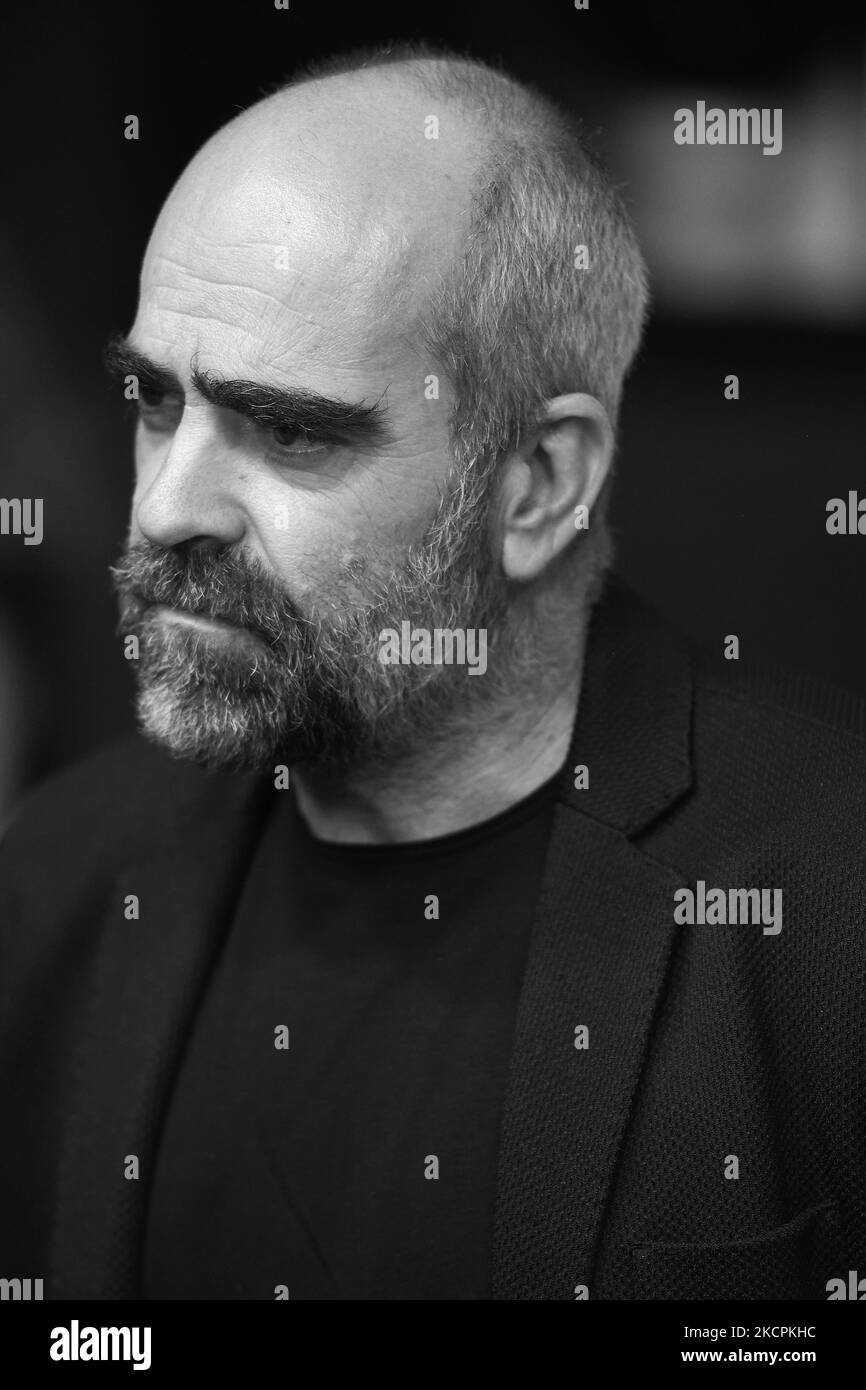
133 411 246 550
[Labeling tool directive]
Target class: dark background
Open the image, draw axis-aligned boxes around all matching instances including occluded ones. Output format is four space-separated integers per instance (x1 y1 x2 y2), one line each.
1 0 864 823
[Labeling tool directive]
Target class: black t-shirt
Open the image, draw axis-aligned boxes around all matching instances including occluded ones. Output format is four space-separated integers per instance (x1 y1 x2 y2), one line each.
141 770 560 1300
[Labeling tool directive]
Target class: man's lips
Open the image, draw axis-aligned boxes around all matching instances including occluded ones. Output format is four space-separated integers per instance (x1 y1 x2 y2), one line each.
149 603 262 641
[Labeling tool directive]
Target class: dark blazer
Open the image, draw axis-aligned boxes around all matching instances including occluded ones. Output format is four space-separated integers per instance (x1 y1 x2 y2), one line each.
2 577 865 1300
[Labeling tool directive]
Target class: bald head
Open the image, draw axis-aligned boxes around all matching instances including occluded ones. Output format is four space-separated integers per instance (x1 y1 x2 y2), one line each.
145 59 489 368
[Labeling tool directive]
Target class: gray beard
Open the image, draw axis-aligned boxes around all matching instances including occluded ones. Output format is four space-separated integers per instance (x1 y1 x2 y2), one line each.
111 469 513 775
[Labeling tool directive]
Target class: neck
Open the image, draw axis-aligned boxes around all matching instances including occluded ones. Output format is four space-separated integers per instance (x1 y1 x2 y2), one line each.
291 623 588 845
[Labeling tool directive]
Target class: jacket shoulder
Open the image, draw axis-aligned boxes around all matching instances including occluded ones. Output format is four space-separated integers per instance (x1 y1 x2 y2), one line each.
0 734 238 873
695 654 866 750
652 651 866 872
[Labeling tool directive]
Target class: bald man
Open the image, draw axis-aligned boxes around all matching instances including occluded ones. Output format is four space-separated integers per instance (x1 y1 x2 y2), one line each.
2 44 865 1302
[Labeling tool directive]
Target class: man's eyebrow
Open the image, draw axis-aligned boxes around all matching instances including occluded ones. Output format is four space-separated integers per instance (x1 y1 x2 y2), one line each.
103 334 183 396
102 334 394 449
191 362 393 448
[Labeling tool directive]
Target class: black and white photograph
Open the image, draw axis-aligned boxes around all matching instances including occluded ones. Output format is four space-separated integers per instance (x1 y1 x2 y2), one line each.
1 0 864 1352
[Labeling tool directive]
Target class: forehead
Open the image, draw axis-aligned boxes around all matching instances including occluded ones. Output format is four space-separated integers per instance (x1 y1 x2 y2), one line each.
138 176 412 386
135 87 475 387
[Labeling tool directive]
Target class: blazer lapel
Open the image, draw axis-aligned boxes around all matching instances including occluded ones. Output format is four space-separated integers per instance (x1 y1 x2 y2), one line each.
50 771 271 1299
491 578 694 1299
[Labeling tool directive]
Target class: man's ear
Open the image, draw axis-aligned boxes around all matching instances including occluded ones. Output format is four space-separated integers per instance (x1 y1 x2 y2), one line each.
498 394 613 582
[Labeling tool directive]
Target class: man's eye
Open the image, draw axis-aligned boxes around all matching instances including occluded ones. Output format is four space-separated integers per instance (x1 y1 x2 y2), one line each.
271 425 327 455
134 389 183 431
136 387 182 417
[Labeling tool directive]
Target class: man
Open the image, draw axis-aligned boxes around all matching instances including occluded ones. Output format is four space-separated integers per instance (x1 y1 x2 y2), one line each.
1 43 864 1302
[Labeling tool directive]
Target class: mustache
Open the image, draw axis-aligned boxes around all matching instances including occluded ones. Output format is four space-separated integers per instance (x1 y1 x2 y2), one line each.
110 540 310 646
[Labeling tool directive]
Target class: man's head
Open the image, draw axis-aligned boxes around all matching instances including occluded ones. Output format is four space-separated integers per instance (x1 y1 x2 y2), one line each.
110 42 649 773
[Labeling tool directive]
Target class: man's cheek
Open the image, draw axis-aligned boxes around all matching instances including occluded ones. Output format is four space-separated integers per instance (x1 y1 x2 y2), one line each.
256 522 351 604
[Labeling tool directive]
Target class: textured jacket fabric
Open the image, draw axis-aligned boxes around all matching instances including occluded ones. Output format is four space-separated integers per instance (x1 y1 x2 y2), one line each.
1 575 864 1300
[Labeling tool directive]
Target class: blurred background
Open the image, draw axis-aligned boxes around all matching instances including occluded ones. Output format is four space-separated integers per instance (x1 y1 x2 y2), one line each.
1 0 864 824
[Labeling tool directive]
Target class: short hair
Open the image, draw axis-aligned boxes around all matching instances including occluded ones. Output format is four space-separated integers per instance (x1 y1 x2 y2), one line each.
279 42 650 590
